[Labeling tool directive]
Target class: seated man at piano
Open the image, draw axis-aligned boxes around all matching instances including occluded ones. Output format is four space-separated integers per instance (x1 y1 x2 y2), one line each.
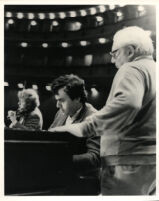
7 88 43 130
48 74 100 176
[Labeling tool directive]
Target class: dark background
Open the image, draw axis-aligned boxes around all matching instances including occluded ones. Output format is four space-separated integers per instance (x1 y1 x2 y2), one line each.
4 4 156 129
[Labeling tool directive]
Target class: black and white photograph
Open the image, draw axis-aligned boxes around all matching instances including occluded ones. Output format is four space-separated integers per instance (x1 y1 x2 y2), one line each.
2 0 158 198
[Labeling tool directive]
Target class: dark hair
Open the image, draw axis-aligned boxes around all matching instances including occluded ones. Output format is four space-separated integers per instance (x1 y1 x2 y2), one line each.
51 74 87 104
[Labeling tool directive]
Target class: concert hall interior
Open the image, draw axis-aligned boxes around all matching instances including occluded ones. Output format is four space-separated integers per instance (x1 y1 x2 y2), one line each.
4 4 156 196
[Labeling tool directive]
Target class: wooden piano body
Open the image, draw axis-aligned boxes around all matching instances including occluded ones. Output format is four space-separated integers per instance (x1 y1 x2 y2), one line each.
4 128 100 195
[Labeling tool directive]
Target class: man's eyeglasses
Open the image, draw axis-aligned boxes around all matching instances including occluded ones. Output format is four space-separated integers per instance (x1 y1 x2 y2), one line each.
109 45 136 58
109 49 119 58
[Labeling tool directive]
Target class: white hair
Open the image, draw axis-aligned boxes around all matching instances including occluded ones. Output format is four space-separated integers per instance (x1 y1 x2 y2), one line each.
112 26 154 56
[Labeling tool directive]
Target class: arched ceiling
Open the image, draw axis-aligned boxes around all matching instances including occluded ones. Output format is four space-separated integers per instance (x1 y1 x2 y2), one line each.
4 4 156 86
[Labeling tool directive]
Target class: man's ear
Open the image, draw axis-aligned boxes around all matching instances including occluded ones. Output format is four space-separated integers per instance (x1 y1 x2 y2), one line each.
127 45 135 58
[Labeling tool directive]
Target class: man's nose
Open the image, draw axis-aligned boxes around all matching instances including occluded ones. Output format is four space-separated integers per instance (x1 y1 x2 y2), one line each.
56 101 61 108
111 56 115 63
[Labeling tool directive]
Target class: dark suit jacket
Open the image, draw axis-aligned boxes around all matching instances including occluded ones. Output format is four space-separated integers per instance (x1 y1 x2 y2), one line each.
11 107 43 130
49 103 100 174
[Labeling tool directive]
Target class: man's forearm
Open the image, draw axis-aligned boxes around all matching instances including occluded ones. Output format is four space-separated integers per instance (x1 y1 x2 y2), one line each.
48 123 84 137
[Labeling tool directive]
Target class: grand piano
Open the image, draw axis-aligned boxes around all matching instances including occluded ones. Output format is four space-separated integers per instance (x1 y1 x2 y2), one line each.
4 128 100 195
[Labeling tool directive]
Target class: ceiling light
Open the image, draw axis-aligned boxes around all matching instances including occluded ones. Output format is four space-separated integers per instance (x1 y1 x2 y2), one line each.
80 10 87 16
61 42 69 48
6 12 12 18
17 12 24 19
32 84 38 90
8 19 14 24
137 6 145 11
90 7 97 15
46 85 51 91
52 21 59 26
69 11 76 17
137 6 146 16
98 5 106 13
20 42 28 47
42 43 48 48
28 13 34 19
80 41 88 46
84 54 93 66
96 16 103 22
99 38 107 44
66 21 82 31
30 20 37 26
4 82 9 86
49 13 55 19
116 11 123 17
17 83 24 88
59 12 66 19
38 13 45 19
116 11 124 22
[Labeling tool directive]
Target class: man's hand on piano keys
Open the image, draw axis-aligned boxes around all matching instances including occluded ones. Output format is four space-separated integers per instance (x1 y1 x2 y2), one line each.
48 126 67 133
48 123 84 138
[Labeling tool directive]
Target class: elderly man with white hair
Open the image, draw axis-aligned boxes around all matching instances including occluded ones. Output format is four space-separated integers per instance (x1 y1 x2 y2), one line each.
49 26 156 195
